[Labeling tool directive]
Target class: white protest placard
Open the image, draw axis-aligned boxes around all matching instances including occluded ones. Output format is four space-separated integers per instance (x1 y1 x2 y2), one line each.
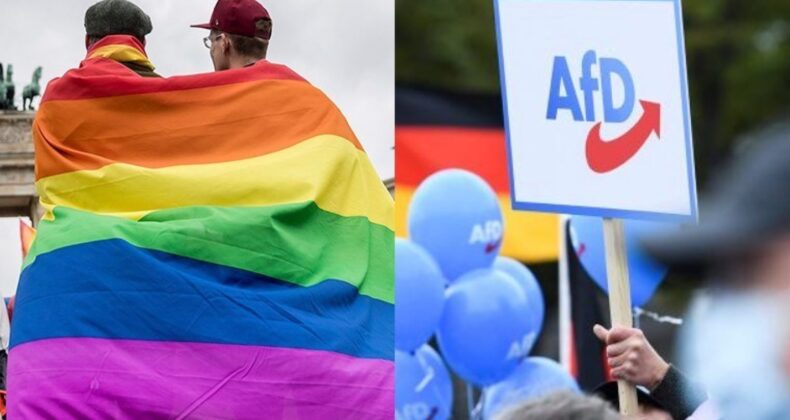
494 0 697 221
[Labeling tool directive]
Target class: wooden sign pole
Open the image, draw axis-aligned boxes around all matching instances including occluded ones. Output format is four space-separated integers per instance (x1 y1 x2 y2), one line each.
602 217 639 415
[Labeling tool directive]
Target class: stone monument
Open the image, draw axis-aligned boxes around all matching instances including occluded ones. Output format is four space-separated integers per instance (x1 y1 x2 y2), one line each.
0 111 38 223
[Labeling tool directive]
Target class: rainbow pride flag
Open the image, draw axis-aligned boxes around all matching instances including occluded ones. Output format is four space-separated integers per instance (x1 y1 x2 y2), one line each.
8 35 394 418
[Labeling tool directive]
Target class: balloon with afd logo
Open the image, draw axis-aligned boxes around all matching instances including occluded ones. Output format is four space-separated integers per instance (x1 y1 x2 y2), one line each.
493 256 545 335
482 357 580 420
436 269 538 386
396 239 447 351
408 169 504 282
569 216 670 307
396 345 453 420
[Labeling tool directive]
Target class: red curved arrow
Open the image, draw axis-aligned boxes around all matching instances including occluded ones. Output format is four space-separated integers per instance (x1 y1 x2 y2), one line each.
485 239 501 254
585 100 661 173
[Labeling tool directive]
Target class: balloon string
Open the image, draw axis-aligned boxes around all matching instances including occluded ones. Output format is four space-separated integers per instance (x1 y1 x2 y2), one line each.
633 307 684 325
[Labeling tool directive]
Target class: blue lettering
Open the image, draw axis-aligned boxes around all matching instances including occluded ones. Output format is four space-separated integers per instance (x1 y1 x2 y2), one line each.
600 57 635 123
579 50 599 122
546 56 583 121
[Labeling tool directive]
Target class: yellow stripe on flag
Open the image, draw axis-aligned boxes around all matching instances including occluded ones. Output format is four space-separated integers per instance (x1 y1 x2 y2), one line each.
37 135 393 230
89 44 155 70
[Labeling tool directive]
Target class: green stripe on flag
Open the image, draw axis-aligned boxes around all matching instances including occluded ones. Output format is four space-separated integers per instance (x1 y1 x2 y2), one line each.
24 203 394 304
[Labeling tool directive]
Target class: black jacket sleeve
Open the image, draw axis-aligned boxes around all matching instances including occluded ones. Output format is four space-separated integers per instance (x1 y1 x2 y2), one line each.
650 365 707 419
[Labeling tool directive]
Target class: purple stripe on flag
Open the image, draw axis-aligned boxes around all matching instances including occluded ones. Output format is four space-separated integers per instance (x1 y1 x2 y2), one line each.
8 337 394 419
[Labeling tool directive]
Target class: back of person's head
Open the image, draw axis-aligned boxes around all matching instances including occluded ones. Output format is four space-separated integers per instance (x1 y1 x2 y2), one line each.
84 0 152 47
223 18 272 60
494 391 620 420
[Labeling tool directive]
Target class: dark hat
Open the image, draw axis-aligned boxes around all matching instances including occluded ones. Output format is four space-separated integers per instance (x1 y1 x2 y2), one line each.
85 0 153 40
643 119 790 272
191 0 272 40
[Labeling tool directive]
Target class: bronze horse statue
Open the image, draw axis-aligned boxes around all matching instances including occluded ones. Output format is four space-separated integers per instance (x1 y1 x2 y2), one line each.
22 66 42 111
0 63 6 109
0 63 16 110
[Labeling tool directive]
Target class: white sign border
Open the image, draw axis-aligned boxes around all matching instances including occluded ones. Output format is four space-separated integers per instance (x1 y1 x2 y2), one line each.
494 0 698 222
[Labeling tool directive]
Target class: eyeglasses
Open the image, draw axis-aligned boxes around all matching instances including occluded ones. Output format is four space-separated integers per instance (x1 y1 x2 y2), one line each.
203 34 223 49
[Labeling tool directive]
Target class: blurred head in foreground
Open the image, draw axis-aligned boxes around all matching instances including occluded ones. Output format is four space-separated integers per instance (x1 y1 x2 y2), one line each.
494 391 619 420
644 118 790 419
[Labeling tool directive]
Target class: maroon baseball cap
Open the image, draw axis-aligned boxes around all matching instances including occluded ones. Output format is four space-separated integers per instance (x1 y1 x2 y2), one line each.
191 0 271 40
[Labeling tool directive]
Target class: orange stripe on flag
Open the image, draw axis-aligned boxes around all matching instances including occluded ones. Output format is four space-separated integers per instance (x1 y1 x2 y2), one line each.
35 80 360 179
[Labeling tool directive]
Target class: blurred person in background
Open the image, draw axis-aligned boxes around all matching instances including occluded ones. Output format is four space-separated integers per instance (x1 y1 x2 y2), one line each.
645 119 790 419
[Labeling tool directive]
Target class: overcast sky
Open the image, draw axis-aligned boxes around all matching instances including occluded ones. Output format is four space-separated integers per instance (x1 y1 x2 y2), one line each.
0 0 394 295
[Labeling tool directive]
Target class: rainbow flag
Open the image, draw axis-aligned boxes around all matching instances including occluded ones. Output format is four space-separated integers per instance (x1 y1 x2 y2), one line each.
9 35 394 418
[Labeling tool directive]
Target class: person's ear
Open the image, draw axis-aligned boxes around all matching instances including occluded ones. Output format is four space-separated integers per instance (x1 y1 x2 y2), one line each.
85 35 90 50
222 35 232 54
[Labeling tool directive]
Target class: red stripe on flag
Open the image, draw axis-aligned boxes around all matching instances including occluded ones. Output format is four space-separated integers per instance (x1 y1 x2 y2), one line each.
569 321 578 378
87 34 147 55
395 126 510 193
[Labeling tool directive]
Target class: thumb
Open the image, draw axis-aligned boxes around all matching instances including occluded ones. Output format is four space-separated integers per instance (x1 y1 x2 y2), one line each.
593 324 609 342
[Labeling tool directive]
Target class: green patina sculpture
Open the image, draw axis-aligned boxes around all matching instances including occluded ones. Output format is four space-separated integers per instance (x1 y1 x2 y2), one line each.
0 64 42 111
0 63 15 110
4 64 15 110
22 66 42 111
0 65 5 107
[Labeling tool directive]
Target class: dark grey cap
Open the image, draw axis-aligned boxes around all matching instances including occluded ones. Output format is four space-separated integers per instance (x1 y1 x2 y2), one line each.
643 118 790 272
85 0 153 40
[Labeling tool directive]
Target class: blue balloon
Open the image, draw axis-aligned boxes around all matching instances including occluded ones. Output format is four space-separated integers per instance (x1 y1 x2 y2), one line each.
569 216 670 307
396 345 453 420
437 269 537 386
408 169 504 282
493 257 545 335
483 357 580 419
396 239 447 351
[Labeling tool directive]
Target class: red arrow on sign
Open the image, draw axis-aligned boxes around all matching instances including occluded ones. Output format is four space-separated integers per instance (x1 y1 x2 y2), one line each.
585 100 661 173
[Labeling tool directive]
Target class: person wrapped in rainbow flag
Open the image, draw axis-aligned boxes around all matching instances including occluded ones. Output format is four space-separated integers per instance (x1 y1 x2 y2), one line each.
7 0 394 418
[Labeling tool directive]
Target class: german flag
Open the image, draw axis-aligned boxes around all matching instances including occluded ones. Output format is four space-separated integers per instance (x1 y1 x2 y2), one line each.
396 86 558 263
564 220 611 389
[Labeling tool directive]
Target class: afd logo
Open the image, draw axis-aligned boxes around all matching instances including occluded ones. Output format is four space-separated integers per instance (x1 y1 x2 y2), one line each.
468 220 503 254
396 403 439 420
546 50 661 173
506 332 537 361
